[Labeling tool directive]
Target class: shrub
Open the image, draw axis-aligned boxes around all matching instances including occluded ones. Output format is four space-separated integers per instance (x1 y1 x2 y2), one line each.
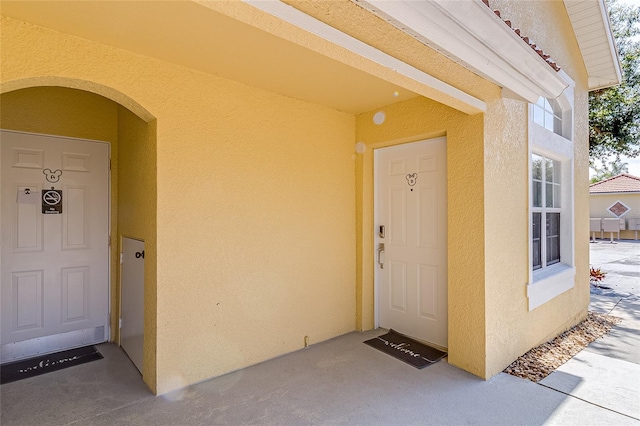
590 267 607 287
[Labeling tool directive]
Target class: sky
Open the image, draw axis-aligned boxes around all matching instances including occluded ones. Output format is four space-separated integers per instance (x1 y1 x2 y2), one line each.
592 157 640 177
624 157 640 176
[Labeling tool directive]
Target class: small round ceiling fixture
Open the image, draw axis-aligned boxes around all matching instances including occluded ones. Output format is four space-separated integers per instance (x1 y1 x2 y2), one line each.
373 111 386 125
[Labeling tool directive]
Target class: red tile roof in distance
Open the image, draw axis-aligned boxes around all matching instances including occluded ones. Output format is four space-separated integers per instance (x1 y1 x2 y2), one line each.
590 174 640 193
482 0 561 72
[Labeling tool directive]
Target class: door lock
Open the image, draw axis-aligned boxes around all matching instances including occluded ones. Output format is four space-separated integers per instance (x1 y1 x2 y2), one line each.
135 251 145 259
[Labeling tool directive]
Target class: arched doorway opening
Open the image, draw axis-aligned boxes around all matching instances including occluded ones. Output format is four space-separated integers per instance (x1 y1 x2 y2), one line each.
0 82 156 391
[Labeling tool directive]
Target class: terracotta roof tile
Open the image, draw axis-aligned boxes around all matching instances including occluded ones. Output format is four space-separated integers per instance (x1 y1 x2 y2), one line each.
590 174 640 193
483 0 561 72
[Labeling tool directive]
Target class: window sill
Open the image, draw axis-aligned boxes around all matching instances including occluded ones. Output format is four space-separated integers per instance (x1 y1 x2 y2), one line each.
533 122 570 142
527 263 575 311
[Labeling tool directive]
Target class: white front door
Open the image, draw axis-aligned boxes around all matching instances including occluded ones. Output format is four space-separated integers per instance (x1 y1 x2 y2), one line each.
120 237 144 373
375 137 448 348
1 130 110 362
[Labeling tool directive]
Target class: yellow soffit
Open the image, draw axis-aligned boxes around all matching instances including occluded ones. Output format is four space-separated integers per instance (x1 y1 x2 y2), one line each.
1 0 485 115
205 0 486 114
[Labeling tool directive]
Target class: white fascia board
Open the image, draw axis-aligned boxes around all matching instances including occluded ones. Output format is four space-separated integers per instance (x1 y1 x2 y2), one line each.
590 0 623 89
588 76 622 91
359 0 569 103
242 0 486 114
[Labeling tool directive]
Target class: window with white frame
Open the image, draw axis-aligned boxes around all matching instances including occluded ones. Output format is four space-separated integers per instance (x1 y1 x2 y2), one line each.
527 73 576 311
531 154 561 271
532 97 564 136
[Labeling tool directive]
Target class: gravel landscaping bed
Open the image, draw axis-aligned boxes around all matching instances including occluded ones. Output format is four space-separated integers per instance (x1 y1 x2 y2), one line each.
504 311 621 382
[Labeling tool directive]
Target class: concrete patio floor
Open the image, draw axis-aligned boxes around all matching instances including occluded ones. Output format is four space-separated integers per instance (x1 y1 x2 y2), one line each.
2 293 639 426
1 242 639 425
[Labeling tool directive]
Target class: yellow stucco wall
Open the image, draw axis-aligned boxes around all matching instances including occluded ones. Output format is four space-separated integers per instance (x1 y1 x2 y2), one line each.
0 86 122 346
355 96 491 378
590 193 640 240
153 98 356 394
1 15 356 394
483 0 591 377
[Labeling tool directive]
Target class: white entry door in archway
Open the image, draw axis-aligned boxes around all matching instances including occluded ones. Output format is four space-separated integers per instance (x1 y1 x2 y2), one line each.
1 130 110 362
375 137 448 348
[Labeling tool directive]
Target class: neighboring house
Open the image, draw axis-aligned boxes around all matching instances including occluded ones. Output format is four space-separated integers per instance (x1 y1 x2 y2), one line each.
0 0 621 394
590 174 640 240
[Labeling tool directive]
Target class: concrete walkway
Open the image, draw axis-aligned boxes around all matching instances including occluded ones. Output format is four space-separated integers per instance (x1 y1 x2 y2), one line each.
589 239 640 296
541 294 640 423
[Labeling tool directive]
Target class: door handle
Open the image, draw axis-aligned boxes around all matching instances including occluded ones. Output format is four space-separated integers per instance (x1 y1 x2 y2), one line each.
377 243 385 269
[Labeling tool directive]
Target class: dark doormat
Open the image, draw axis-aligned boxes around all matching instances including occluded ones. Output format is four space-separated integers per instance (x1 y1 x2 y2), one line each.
1 345 103 385
364 329 447 369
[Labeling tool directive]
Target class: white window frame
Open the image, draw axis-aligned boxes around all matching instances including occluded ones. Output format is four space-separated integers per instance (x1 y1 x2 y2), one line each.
527 71 576 311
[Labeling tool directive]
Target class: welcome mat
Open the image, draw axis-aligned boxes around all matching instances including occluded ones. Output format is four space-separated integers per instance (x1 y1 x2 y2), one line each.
1 345 103 385
364 329 447 369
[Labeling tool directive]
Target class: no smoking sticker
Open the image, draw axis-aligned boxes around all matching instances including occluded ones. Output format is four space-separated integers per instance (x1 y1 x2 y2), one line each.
42 189 63 214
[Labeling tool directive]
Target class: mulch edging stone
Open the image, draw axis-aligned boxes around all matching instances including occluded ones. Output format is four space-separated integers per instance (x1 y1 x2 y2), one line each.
504 311 621 382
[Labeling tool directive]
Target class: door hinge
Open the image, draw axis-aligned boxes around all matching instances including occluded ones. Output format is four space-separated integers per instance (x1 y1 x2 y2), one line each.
119 318 122 329
108 235 112 247
120 252 124 264
109 158 112 171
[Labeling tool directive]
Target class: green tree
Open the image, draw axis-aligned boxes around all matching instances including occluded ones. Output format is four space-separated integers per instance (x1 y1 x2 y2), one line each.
589 0 640 163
